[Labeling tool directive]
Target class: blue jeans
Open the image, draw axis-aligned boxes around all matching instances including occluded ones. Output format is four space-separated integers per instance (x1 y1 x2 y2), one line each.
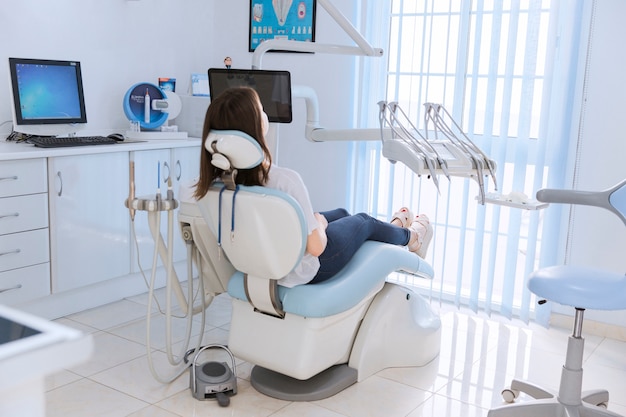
311 208 411 284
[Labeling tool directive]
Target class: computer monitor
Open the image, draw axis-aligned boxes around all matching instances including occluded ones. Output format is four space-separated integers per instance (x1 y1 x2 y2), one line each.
8 57 88 136
208 68 292 123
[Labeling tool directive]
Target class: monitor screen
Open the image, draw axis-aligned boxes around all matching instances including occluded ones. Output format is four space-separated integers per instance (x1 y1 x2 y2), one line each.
9 58 87 127
208 68 292 123
0 316 41 345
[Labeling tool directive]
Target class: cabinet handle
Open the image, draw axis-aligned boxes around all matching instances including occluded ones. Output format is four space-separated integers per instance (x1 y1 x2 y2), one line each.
0 284 22 294
176 160 182 181
0 175 18 182
56 171 63 197
0 248 21 257
162 161 171 183
0 212 19 220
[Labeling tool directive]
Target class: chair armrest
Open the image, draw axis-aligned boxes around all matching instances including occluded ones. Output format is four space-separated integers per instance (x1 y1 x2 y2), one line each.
537 178 626 226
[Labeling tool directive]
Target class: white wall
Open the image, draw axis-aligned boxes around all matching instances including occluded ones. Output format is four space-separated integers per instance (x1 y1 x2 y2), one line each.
0 0 360 211
0 1 212 133
557 0 626 327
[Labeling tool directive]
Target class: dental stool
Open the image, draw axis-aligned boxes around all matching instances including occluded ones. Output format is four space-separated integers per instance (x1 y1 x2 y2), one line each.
488 179 626 417
190 130 441 401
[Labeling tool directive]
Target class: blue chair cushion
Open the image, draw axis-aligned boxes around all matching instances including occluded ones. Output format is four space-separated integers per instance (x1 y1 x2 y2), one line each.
228 240 435 318
528 265 626 310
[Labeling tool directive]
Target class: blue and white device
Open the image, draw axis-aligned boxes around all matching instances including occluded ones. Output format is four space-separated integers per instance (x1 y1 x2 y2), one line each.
123 82 169 130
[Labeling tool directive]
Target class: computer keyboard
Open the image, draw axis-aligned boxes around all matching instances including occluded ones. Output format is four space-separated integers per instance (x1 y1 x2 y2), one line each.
28 135 118 148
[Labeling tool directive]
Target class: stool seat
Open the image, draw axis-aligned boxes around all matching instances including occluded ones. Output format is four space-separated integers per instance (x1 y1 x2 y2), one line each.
528 265 626 310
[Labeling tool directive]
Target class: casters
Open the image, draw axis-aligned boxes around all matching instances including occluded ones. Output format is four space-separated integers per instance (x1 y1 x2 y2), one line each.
501 388 520 403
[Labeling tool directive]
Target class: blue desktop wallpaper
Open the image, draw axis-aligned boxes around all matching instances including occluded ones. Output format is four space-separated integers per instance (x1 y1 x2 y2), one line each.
16 63 82 120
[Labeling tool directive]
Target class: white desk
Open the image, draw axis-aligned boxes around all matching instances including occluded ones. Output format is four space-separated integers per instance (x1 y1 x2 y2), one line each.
0 304 92 417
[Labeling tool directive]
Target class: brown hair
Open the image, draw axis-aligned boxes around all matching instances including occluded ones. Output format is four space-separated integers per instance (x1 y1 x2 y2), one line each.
194 87 272 199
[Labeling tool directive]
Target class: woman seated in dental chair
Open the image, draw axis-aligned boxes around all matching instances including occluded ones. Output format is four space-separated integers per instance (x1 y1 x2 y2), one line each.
192 86 434 288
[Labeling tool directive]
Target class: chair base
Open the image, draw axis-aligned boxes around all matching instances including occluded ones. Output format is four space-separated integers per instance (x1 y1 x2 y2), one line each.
488 321 624 417
502 379 610 408
487 394 622 417
250 364 358 401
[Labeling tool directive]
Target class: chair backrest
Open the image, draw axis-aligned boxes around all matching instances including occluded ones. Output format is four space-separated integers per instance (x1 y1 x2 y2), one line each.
194 129 307 317
196 185 307 280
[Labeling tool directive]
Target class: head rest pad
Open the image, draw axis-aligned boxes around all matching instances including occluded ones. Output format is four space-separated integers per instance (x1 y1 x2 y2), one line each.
205 130 264 170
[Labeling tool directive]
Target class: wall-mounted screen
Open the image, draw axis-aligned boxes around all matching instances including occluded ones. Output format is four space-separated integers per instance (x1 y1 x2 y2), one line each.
208 68 292 123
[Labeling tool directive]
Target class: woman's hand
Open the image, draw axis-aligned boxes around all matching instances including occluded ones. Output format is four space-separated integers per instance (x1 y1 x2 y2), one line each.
306 213 328 257
315 212 328 230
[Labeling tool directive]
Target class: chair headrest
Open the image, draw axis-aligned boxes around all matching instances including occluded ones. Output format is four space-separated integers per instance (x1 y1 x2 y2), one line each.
205 130 264 171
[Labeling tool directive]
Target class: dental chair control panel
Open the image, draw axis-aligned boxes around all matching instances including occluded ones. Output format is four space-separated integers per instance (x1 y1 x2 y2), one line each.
182 130 442 401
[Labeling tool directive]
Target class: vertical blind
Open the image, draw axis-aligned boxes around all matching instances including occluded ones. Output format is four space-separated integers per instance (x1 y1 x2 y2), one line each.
352 0 591 323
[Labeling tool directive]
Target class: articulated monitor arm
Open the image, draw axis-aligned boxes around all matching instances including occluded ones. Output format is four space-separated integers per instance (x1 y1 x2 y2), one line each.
251 0 385 144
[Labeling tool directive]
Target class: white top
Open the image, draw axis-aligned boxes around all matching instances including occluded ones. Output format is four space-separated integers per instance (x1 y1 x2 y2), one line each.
178 165 320 288
265 165 321 287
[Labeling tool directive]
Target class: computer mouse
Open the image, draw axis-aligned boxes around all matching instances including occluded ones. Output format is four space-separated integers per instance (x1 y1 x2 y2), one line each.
107 133 125 142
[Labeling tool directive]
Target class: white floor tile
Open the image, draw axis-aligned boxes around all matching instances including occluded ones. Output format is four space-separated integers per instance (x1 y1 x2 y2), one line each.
107 311 203 350
68 331 147 377
41 292 626 417
44 369 82 392
46 378 149 417
406 393 487 417
312 375 432 417
66 299 150 331
270 401 347 416
156 378 290 417
89 351 189 404
52 317 100 334
126 405 183 417
586 337 626 371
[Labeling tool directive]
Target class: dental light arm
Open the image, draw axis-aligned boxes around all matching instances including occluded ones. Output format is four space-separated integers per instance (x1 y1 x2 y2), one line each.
292 72 386 143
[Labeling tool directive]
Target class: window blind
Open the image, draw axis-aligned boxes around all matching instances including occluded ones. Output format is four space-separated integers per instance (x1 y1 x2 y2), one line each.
353 0 592 323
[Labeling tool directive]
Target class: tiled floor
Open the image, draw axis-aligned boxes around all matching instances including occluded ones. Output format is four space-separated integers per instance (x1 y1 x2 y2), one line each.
45 287 626 417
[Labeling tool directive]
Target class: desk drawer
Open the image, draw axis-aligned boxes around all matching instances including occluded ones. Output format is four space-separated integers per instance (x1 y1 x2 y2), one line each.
0 194 49 235
0 158 47 198
0 229 49 272
0 263 50 306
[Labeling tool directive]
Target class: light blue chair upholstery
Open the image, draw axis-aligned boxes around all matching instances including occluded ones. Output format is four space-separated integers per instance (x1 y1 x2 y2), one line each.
488 179 626 417
227 240 434 318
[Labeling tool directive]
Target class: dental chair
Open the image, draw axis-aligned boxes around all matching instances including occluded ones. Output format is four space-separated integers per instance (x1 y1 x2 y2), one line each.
179 130 441 401
488 179 626 417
